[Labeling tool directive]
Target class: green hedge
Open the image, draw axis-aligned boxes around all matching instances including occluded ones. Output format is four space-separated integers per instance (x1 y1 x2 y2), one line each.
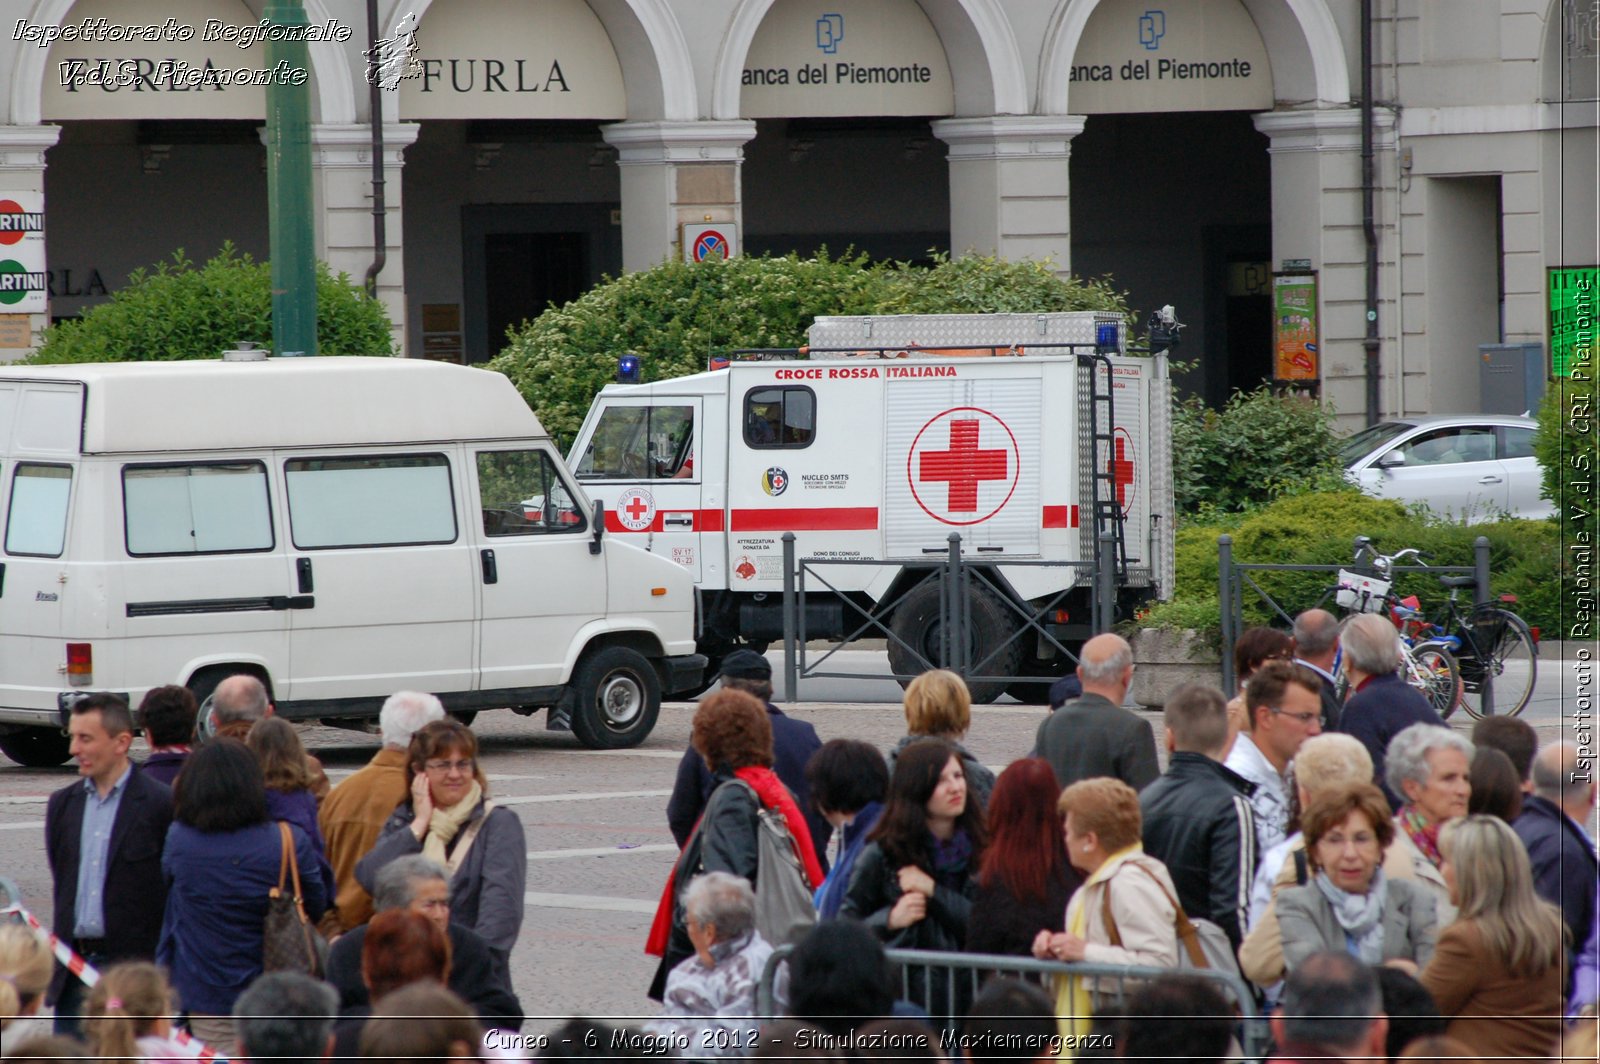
1171 388 1347 516
28 244 394 364
487 252 1130 450
1137 489 1560 647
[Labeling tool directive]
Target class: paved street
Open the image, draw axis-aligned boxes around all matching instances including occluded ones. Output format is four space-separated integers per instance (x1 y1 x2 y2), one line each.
0 645 1589 1030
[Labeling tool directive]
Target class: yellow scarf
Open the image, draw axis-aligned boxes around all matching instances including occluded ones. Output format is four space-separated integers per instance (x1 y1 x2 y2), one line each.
1054 843 1143 1059
421 779 482 869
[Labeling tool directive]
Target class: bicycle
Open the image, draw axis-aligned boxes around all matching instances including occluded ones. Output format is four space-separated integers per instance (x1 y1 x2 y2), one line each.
1334 555 1462 716
1340 538 1537 718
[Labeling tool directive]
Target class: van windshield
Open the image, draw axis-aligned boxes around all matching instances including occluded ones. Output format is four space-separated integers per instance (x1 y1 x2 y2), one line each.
576 405 694 480
5 463 72 557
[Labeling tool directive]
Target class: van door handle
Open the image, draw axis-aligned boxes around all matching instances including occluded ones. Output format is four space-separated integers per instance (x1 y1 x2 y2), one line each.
1477 475 1502 484
267 596 316 610
481 548 498 585
663 514 694 529
297 557 314 593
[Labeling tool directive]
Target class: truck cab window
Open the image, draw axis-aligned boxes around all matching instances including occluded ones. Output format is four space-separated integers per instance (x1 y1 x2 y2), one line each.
743 387 814 449
478 450 585 535
576 405 694 480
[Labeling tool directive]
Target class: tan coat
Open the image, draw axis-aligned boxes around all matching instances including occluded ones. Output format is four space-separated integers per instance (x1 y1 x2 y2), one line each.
1383 819 1458 925
317 747 411 931
1420 920 1566 1061
1068 850 1182 969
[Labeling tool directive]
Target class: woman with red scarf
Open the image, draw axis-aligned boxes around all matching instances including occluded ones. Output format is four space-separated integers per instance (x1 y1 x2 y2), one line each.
646 690 822 1000
1382 724 1473 926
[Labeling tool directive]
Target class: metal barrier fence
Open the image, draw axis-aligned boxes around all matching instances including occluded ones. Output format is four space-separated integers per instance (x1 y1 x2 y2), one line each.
756 943 1269 1061
1217 533 1492 699
778 531 1103 703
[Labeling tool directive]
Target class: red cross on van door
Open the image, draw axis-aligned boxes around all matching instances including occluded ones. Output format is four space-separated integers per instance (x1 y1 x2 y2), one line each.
907 407 1021 526
1110 427 1136 516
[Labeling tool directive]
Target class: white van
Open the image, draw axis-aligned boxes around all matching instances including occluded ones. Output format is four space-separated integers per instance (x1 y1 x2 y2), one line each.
0 356 704 766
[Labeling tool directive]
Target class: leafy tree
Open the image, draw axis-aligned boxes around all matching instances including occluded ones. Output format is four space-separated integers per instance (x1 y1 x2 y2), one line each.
29 244 393 364
1171 387 1347 516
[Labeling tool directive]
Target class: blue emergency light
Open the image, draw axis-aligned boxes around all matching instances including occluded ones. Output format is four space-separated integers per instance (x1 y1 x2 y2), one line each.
617 354 642 383
1095 322 1119 352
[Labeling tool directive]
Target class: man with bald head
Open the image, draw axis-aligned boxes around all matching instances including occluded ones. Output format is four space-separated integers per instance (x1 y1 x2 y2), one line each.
1291 608 1342 731
1513 740 1598 978
1032 633 1158 792
208 674 330 800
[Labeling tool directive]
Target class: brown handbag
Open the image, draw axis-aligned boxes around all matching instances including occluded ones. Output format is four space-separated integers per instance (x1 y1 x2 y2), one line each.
262 821 328 977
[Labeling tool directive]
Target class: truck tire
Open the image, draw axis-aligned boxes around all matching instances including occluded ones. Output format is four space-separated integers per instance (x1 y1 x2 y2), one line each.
0 726 72 768
887 582 1021 704
569 646 661 749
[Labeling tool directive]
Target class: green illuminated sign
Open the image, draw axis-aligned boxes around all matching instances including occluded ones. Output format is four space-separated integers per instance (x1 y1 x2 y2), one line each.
1549 267 1597 377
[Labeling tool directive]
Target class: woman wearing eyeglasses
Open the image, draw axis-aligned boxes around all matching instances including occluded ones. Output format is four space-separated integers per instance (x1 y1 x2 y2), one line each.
357 719 526 969
1272 783 1437 977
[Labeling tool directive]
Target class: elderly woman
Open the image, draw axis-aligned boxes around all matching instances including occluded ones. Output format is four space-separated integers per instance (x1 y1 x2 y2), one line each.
1420 815 1567 1058
1384 724 1472 926
890 669 995 812
1272 783 1437 976
647 690 822 1001
1034 777 1180 1050
1338 614 1445 808
330 909 453 1058
644 872 773 1057
356 719 526 969
805 738 889 919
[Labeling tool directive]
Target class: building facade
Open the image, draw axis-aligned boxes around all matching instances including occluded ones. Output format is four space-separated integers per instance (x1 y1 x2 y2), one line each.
0 0 1593 424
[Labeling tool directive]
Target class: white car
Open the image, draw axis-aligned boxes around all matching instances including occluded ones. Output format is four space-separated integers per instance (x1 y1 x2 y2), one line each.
1340 414 1553 521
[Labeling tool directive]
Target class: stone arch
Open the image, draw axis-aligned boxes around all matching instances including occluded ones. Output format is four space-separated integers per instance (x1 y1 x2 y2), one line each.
1037 0 1351 114
710 0 1029 120
9 0 356 125
381 0 696 123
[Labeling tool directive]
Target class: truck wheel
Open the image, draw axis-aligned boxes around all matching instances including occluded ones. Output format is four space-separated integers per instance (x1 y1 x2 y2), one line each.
569 646 661 749
887 583 1021 704
0 726 72 767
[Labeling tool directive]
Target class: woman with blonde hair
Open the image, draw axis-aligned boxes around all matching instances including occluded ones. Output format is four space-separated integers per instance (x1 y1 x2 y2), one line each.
890 669 995 812
84 962 184 1062
1420 814 1567 1059
0 923 54 1052
247 716 334 900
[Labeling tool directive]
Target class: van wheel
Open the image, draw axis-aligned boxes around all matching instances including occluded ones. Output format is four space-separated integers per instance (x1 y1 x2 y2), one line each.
887 582 1021 704
570 647 661 749
0 726 72 768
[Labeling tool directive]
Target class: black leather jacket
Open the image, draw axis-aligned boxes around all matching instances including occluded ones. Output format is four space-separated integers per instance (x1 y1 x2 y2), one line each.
1137 751 1258 950
839 841 975 952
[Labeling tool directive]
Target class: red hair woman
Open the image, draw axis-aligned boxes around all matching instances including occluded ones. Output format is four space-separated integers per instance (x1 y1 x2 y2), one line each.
966 758 1082 956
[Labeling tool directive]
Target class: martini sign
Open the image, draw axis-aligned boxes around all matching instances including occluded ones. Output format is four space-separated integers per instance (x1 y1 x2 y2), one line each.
0 194 47 314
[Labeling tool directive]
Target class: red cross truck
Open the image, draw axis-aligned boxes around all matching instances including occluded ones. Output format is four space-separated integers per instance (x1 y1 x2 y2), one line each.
566 312 1176 703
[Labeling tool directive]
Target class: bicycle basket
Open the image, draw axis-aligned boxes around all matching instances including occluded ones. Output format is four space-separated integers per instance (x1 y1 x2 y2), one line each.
1336 570 1392 614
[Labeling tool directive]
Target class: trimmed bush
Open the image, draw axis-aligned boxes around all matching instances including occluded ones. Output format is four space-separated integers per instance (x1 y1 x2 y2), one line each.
28 244 394 365
1171 388 1347 516
488 252 1130 450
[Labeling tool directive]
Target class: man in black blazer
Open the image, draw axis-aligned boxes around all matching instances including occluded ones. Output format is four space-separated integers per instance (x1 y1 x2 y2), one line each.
44 693 173 1035
1292 608 1343 731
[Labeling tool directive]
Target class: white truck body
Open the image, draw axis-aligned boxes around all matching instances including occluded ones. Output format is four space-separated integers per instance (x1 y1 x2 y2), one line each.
0 356 702 765
567 313 1175 699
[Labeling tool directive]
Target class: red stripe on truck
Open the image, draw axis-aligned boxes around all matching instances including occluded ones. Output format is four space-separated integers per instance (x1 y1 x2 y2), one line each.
604 509 728 533
730 508 880 531
1042 506 1081 529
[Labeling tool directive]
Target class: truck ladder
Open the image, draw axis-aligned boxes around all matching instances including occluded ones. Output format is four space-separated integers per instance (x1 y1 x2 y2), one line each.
1080 353 1129 586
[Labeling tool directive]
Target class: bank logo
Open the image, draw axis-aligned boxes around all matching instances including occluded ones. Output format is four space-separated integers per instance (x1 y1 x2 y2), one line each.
367 10 422 90
1139 10 1166 51
816 14 844 55
762 467 789 497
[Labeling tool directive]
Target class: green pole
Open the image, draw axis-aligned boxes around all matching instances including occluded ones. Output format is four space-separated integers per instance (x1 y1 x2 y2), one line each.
263 0 316 356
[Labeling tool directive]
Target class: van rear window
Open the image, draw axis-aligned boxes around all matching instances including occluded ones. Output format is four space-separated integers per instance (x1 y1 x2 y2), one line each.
5 463 72 557
124 462 274 555
286 454 456 549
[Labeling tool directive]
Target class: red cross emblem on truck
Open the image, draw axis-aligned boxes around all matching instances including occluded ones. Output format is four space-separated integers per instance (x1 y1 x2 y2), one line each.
616 488 655 531
907 407 1020 526
1110 427 1136 516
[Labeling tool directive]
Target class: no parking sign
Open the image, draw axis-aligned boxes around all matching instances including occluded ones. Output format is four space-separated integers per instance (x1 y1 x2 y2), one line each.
682 223 738 263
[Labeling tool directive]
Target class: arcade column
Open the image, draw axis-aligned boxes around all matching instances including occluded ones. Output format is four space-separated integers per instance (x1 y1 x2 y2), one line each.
0 125 62 359
307 122 420 355
931 116 1086 271
601 120 756 271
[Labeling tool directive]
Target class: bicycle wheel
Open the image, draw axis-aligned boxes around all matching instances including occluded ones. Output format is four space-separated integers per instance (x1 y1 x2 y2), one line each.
1409 640 1463 719
1455 606 1537 718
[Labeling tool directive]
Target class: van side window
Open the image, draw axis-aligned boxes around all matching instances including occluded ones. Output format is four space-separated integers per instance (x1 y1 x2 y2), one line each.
477 450 586 535
123 462 274 555
285 454 456 549
744 387 815 448
4 463 71 557
576 405 694 479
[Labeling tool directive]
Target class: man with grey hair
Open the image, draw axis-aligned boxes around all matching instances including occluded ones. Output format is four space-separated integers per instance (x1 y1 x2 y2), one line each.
231 971 338 1064
1335 614 1442 808
644 872 772 1055
323 854 523 1029
208 674 331 799
1291 608 1342 730
1267 951 1387 1062
1514 741 1598 974
318 691 447 932
1033 633 1158 792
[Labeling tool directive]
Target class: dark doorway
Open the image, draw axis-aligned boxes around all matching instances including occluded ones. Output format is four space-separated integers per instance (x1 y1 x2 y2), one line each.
462 204 620 363
1204 230 1274 406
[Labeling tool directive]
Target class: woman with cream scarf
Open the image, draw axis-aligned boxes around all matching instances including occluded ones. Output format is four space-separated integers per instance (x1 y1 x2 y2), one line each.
357 719 527 969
